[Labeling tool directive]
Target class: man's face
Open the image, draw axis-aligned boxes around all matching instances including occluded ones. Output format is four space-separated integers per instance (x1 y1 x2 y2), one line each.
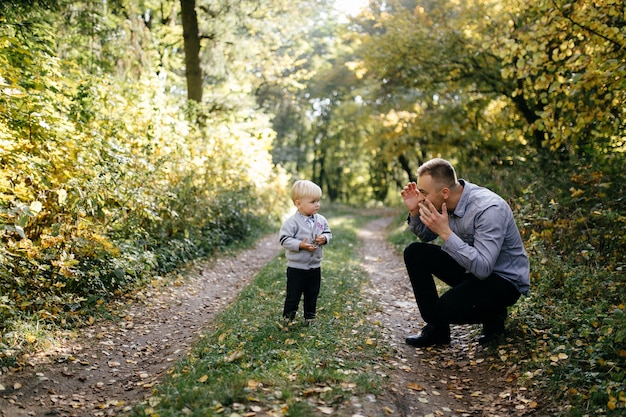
417 174 446 212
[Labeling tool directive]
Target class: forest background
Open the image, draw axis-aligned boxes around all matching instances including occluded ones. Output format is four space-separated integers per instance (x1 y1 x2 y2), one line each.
0 0 624 415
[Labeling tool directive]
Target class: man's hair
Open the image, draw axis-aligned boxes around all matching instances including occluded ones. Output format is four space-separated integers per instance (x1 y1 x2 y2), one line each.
291 180 322 202
417 158 457 189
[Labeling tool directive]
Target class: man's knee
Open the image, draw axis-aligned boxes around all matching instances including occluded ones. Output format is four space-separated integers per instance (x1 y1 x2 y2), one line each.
404 242 429 261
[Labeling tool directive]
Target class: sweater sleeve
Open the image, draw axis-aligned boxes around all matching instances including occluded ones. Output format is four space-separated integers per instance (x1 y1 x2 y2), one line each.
279 217 302 252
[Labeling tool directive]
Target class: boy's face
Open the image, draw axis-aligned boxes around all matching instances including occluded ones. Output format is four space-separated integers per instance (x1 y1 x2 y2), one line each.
296 197 320 216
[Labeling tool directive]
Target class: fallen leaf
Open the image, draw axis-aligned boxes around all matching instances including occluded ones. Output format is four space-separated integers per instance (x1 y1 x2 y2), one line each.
407 382 424 391
225 350 244 363
317 406 334 414
198 374 208 383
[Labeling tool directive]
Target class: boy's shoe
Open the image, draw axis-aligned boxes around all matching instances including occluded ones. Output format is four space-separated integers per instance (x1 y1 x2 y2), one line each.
304 318 316 327
405 324 450 347
279 314 296 331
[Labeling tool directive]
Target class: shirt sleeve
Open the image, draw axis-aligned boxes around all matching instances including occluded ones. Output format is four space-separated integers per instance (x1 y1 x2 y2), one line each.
279 218 302 252
408 214 438 242
441 205 507 279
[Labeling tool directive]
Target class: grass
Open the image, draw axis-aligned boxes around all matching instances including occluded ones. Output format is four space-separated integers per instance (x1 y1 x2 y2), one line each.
129 212 393 417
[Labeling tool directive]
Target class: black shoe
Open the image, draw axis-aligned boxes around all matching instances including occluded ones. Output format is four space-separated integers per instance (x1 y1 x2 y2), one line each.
478 331 504 346
479 314 506 346
283 311 296 321
405 325 450 348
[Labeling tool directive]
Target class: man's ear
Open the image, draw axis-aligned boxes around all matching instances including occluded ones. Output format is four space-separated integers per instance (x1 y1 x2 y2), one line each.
442 187 450 200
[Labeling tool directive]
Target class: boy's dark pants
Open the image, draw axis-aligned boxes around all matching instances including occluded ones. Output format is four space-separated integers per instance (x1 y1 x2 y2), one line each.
283 267 321 320
404 242 520 333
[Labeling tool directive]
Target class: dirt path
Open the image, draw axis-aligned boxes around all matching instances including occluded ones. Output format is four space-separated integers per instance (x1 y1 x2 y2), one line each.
0 214 535 416
0 235 281 417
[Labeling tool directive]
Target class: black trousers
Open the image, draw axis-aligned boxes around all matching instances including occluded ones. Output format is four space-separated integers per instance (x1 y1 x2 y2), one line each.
403 242 520 327
283 267 321 320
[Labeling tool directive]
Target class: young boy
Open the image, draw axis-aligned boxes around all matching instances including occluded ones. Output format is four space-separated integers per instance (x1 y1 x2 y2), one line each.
279 180 332 324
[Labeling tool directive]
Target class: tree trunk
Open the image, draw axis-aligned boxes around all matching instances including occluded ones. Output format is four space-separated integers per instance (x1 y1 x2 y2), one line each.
180 0 202 102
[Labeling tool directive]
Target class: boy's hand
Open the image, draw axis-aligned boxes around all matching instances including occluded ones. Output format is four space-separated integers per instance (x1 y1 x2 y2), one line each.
299 238 318 252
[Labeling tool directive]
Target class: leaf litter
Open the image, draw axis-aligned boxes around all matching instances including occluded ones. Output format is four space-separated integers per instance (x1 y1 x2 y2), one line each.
0 213 538 416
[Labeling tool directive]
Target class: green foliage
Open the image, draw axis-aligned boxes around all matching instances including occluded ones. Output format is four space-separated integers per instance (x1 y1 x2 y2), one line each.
129 214 392 416
318 0 626 199
0 0 289 364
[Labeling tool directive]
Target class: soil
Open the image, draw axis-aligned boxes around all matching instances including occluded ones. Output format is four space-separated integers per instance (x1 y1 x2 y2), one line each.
0 212 539 417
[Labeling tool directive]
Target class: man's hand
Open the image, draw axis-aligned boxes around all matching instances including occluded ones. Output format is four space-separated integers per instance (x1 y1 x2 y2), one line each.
418 200 452 241
401 182 421 216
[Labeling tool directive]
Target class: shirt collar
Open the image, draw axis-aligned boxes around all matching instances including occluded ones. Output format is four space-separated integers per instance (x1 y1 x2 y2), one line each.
453 179 470 217
298 212 315 221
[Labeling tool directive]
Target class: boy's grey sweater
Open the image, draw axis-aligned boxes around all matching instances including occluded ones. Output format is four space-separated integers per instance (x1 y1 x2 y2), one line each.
279 212 332 270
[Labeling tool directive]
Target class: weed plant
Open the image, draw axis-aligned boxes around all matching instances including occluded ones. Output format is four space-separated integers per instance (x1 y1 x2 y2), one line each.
131 213 393 417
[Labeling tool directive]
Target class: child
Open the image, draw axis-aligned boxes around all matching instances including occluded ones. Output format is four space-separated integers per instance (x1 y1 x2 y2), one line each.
279 180 332 324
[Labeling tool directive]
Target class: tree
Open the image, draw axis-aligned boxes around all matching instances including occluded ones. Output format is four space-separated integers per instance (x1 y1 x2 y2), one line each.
180 0 203 102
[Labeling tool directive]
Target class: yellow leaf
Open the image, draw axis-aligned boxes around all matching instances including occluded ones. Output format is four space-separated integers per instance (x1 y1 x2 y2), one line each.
224 350 244 363
218 333 227 343
407 382 424 391
29 201 42 213
284 338 297 345
198 374 208 383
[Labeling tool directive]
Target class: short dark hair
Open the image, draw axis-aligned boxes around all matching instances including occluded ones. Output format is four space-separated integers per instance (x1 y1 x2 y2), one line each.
417 158 457 189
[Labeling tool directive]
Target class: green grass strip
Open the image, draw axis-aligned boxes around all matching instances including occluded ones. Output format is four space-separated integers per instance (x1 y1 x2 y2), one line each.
130 214 391 417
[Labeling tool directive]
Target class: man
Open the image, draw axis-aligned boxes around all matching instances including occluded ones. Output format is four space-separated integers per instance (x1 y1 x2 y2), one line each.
401 158 530 347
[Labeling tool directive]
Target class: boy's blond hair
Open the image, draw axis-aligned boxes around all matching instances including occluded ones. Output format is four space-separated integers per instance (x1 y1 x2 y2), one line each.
291 180 322 202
